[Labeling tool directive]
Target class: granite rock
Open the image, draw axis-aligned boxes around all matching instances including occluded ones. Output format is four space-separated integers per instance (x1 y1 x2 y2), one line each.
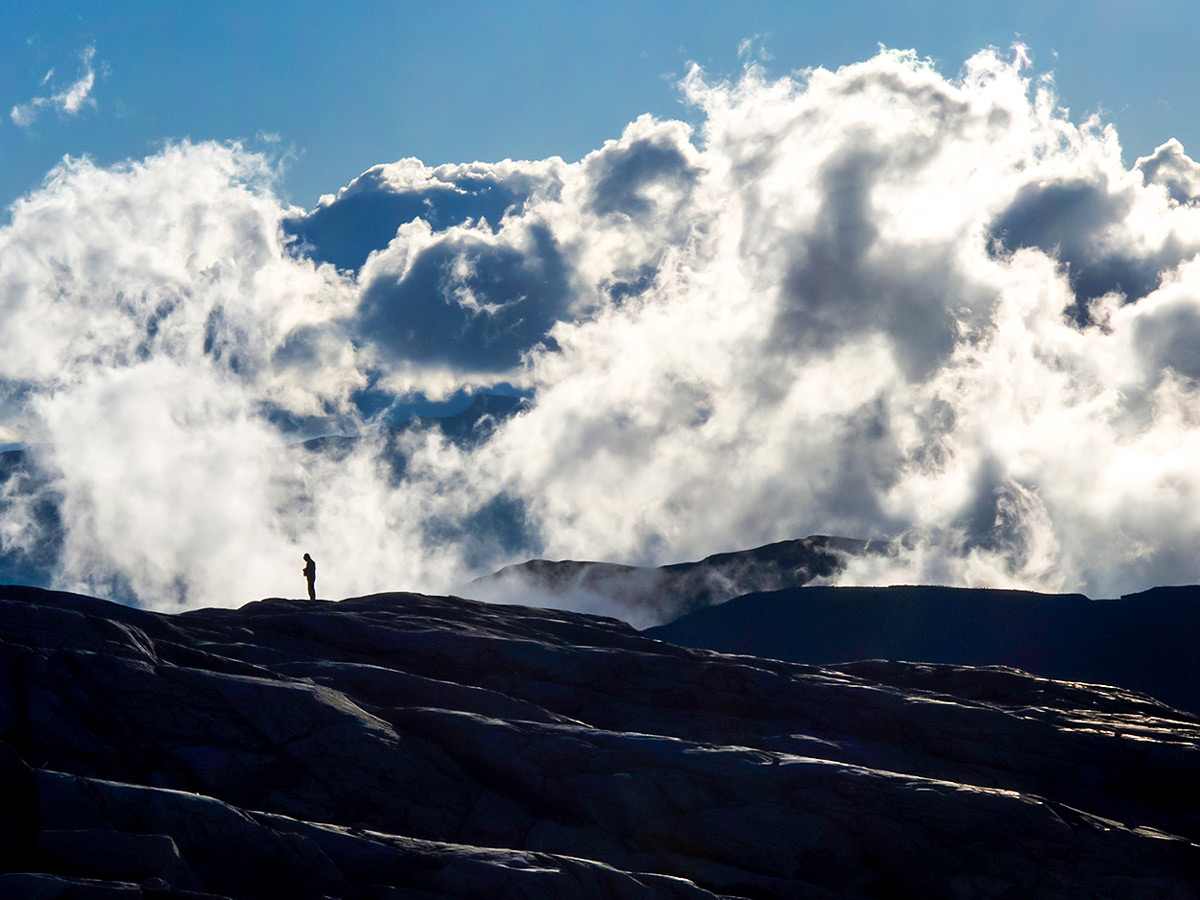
1 585 1198 898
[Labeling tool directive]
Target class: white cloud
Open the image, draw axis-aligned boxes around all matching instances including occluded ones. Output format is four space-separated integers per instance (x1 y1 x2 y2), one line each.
7 45 1200 617
11 102 39 128
11 45 99 127
737 33 774 62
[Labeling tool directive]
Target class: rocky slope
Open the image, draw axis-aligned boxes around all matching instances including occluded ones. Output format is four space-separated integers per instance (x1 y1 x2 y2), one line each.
645 584 1200 716
1 584 1199 898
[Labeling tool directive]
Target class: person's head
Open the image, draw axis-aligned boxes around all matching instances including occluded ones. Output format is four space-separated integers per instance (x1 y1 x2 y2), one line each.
303 553 312 562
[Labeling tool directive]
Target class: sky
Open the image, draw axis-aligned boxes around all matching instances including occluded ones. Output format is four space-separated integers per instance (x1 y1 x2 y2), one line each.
3 1 1198 212
5 2 1200 617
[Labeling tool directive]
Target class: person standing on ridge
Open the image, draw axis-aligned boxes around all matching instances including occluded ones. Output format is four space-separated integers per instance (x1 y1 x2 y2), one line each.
302 553 316 601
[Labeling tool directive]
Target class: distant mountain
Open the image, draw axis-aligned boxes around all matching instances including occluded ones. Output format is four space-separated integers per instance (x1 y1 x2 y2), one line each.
646 584 1200 714
1 585 1198 897
466 535 884 627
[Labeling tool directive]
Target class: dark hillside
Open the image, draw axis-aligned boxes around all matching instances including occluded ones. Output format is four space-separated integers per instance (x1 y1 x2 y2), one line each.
1 584 1198 897
646 584 1200 714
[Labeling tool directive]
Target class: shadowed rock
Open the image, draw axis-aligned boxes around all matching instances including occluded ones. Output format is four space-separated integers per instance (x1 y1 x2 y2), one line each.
0 584 1198 898
645 583 1200 715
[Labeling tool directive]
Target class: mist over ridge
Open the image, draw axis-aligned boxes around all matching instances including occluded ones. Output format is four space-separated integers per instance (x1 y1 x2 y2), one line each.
4 45 1200 613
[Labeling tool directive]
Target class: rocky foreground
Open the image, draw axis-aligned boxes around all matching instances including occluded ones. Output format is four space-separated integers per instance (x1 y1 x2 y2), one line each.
1 585 1199 899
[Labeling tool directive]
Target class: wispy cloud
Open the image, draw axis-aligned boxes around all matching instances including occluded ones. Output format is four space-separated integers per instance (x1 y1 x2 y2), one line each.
11 45 99 127
737 33 774 62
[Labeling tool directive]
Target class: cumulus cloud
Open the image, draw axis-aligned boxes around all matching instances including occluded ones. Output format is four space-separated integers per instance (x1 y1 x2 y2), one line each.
1136 138 1200 205
11 45 99 127
6 45 1200 617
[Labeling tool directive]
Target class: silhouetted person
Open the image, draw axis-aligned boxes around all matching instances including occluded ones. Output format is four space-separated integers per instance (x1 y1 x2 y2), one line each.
302 553 316 601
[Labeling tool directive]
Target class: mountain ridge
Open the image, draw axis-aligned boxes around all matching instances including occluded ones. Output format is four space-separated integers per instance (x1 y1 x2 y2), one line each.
465 535 885 627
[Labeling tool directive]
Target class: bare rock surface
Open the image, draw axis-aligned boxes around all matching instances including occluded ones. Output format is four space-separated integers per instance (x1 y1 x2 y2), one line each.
645 584 1200 715
1 584 1199 898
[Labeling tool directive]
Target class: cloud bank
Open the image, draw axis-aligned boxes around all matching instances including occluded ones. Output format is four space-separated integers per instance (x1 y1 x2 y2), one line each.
5 46 1200 617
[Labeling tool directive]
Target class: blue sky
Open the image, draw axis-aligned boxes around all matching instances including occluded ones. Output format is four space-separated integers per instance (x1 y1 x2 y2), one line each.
2 0 1196 212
